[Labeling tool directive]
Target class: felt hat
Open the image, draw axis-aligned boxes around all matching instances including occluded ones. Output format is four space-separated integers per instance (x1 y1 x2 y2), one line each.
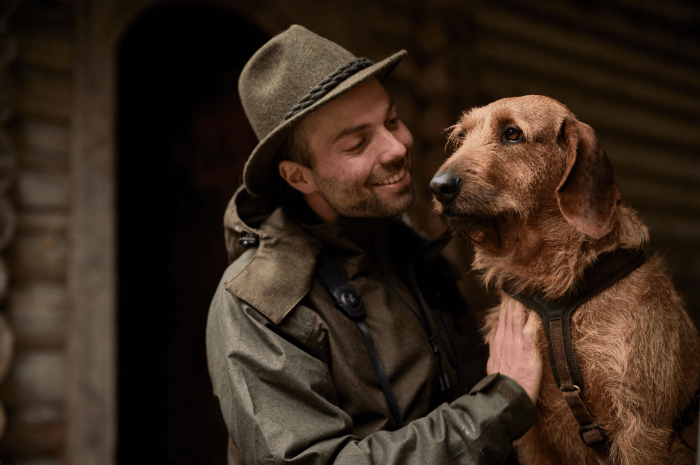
239 24 407 195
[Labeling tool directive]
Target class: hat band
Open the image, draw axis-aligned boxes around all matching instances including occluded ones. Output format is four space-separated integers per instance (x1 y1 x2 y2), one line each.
282 57 374 122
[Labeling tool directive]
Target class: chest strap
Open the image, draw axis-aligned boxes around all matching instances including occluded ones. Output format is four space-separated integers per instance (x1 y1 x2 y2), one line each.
505 249 646 461
317 255 405 428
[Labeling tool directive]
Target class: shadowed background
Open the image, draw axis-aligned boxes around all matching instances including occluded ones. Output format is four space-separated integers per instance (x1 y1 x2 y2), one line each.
0 0 698 463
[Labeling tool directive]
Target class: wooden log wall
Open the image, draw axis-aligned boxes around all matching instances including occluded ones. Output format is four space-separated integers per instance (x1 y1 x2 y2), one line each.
0 0 73 463
0 0 20 439
0 0 20 461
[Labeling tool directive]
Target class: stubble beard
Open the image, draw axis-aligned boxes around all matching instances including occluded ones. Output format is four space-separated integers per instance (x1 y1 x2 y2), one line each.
314 173 415 219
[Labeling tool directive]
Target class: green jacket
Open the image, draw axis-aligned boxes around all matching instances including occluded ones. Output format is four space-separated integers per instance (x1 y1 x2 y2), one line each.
206 186 537 464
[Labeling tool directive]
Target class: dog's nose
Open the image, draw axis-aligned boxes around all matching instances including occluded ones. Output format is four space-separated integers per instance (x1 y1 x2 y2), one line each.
430 172 462 203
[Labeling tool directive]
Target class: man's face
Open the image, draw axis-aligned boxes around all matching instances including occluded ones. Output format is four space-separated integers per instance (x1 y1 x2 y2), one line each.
299 78 414 220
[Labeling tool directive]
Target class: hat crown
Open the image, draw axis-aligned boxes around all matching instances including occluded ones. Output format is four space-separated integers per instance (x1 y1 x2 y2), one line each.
239 25 356 141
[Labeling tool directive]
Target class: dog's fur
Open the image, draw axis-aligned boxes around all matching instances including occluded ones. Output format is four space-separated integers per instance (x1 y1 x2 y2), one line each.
433 95 700 465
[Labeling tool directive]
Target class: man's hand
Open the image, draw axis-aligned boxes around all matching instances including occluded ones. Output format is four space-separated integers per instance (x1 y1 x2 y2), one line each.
487 296 543 406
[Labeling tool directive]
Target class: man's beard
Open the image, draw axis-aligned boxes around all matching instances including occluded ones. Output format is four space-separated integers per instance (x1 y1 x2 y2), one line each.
314 173 415 219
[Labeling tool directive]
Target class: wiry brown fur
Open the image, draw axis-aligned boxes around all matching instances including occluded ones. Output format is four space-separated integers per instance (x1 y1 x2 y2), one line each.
434 95 700 465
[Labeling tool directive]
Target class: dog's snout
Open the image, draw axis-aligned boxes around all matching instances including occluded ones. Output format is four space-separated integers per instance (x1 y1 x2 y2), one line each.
430 172 462 203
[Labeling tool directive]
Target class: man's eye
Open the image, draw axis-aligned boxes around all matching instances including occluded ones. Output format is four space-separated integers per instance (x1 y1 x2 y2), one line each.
387 116 400 127
349 139 366 151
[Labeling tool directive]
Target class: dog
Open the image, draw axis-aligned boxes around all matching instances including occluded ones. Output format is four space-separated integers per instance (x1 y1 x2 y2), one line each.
430 95 700 465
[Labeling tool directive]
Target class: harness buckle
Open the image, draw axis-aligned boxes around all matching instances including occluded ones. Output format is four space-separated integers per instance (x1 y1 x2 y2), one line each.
561 384 581 394
579 423 607 447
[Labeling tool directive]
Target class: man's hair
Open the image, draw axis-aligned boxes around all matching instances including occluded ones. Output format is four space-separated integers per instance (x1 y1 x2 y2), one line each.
281 125 314 169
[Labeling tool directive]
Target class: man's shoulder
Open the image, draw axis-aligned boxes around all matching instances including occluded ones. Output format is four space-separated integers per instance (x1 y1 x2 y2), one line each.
209 245 317 352
222 217 319 325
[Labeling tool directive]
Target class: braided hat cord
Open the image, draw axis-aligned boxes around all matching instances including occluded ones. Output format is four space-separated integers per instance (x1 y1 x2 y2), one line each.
282 57 374 122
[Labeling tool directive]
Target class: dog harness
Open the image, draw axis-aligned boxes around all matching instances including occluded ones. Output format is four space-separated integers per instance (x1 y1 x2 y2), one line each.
505 249 646 463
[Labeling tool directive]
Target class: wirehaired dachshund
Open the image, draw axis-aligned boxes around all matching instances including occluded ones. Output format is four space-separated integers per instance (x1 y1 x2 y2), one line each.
431 95 699 465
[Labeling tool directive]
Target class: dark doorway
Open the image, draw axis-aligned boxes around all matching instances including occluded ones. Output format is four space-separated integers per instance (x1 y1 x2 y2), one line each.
117 5 267 463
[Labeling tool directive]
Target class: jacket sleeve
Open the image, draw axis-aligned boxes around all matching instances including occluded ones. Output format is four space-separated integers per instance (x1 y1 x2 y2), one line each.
206 261 537 465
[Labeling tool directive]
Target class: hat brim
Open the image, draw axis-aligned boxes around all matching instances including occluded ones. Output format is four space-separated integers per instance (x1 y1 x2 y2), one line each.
243 49 408 196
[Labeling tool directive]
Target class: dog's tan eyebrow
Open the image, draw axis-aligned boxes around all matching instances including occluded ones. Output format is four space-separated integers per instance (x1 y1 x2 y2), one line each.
456 118 476 135
331 99 396 144
492 108 517 129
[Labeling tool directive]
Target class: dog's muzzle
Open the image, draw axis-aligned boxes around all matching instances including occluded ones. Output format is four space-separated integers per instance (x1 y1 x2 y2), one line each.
430 172 462 203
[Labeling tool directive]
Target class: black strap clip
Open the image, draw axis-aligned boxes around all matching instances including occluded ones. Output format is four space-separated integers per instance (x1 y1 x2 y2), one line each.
238 233 259 248
328 284 366 319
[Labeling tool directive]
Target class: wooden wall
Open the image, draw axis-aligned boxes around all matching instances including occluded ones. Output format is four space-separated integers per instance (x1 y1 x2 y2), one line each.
0 0 697 463
0 0 19 458
1 0 74 463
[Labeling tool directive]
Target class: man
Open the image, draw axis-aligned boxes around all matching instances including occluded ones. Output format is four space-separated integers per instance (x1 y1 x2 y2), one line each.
206 25 542 464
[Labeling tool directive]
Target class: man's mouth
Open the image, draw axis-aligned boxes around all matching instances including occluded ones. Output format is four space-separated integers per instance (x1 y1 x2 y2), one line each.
374 167 407 186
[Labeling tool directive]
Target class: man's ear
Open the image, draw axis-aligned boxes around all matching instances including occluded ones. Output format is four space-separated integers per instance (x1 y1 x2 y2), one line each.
278 160 316 195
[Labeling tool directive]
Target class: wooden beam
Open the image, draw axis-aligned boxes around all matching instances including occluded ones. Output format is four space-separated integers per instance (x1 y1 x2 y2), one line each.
7 351 65 404
7 281 68 347
15 171 69 208
65 0 116 463
19 66 73 122
18 32 74 71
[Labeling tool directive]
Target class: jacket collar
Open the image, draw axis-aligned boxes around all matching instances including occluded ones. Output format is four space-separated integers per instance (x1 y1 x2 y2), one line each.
223 187 319 324
286 198 395 281
222 186 460 324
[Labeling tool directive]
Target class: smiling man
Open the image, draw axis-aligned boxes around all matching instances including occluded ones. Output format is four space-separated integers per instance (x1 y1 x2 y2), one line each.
278 79 414 221
206 25 542 465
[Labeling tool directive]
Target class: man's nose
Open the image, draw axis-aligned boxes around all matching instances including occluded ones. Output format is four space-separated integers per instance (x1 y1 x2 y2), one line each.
377 128 407 163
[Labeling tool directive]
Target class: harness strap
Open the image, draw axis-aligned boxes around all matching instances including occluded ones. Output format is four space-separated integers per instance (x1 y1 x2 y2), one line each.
506 249 646 458
552 319 611 463
317 255 405 428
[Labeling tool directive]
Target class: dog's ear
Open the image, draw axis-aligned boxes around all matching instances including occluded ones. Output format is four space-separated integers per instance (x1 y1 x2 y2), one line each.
556 118 620 239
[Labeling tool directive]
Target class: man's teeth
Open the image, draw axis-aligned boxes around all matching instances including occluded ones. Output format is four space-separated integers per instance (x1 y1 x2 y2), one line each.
377 168 406 186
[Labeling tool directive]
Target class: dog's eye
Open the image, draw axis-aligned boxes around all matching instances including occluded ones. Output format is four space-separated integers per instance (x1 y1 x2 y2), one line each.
503 127 523 142
457 131 465 139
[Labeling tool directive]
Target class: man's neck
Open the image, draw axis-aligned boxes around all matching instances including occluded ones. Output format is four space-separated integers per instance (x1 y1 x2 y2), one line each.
283 192 326 226
303 192 340 223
